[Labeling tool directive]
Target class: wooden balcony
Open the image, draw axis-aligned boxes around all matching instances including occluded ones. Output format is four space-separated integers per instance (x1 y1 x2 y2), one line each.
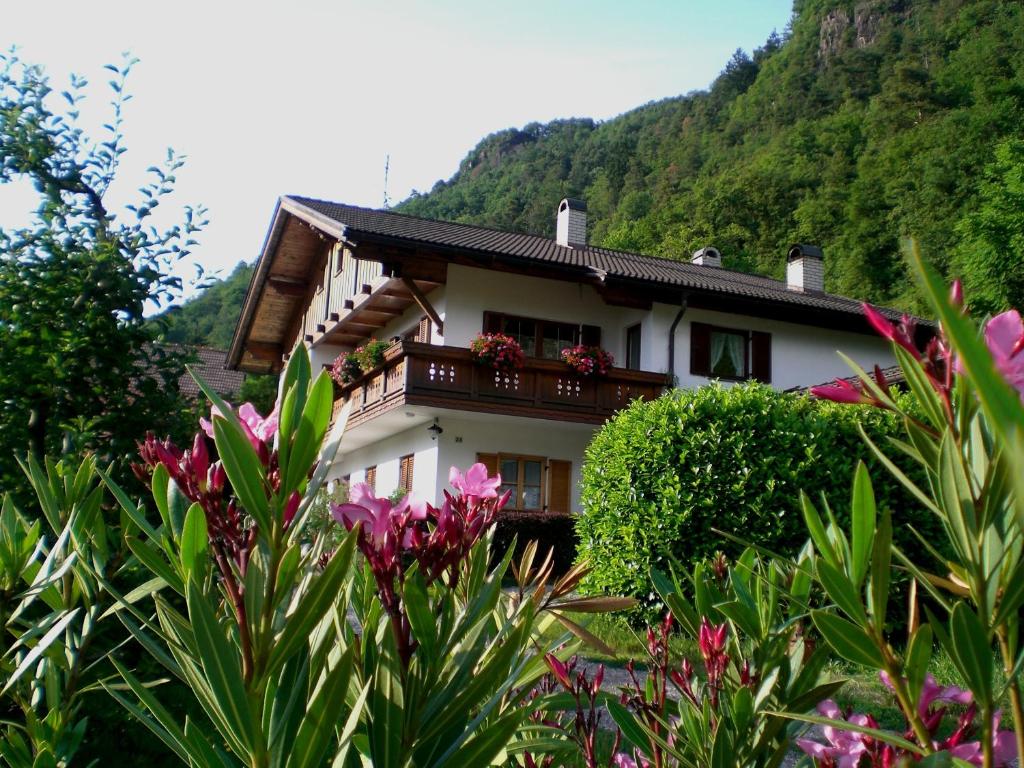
336 342 667 430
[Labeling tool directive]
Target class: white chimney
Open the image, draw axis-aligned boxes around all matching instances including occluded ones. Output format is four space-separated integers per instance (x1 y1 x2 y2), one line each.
691 246 722 268
556 198 587 248
787 244 825 292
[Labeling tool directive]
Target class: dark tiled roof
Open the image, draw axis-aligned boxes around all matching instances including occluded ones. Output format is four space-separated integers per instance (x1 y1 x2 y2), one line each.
288 196 909 322
179 347 246 399
789 364 905 393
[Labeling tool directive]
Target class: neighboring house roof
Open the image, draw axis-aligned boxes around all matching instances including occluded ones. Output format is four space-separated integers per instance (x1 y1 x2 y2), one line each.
178 347 246 399
788 364 905 393
288 196 910 322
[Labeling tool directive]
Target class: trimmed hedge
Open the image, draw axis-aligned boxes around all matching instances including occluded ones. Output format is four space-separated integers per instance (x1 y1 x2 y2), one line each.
493 512 578 574
576 383 937 615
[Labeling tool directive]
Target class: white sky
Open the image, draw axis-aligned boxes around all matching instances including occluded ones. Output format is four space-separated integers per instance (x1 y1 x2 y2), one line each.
2 0 793 301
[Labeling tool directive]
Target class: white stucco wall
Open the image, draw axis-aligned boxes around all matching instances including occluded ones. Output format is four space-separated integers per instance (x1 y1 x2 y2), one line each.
655 305 896 391
332 423 439 502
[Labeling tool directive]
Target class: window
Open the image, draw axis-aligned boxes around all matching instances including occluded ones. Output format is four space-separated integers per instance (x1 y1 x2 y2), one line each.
476 453 573 514
398 454 414 494
483 312 600 360
365 465 376 492
626 324 642 370
690 322 771 383
402 316 431 343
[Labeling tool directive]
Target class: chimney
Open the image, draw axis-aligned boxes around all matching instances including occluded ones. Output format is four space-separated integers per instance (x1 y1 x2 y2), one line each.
787 243 825 292
556 198 587 248
691 246 722 268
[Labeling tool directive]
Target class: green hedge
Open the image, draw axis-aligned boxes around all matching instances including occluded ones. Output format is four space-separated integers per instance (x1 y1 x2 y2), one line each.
576 383 937 616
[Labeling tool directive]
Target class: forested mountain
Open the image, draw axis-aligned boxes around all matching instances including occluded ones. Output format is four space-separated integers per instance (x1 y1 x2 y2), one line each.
398 0 1024 314
156 262 254 349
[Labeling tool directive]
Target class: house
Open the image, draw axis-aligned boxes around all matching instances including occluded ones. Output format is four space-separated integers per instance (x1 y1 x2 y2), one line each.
228 196 910 515
177 346 246 401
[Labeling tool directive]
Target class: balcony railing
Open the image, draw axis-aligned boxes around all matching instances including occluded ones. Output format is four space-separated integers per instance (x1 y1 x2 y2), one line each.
336 342 667 429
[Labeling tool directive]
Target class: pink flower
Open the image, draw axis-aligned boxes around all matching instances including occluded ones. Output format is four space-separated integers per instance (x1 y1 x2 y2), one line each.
449 463 502 499
811 378 873 404
200 401 279 451
880 672 972 719
863 303 920 357
983 310 1024 397
331 482 427 548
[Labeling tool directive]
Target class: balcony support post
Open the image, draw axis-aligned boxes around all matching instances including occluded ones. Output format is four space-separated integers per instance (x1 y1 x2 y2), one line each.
402 277 444 336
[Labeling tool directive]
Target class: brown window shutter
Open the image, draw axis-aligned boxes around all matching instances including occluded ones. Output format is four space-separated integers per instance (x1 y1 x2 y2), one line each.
399 454 414 493
365 466 376 493
580 324 601 347
690 322 711 376
547 460 572 515
482 312 502 334
475 453 498 477
417 316 430 343
751 331 772 383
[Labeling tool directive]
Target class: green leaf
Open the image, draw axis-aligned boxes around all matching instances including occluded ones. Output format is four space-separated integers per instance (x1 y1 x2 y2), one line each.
185 580 256 757
286 648 354 768
432 710 523 768
816 559 868 627
213 417 271 534
266 527 356 679
369 628 404 767
767 710 925 755
850 462 876 588
180 503 208 583
948 603 992 700
2 608 80 695
905 624 933 704
105 659 196 764
607 699 652 753
868 509 892 624
801 492 837 568
811 610 884 668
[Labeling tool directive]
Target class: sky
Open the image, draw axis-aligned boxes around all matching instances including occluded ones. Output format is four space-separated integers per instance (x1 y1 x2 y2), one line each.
2 0 793 300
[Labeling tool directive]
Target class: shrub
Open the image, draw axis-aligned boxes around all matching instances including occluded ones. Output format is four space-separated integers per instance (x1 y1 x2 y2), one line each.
353 337 390 371
576 382 937 616
493 512 578 573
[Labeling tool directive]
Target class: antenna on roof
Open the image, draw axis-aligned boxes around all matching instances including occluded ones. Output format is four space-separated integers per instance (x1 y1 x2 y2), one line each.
382 153 391 209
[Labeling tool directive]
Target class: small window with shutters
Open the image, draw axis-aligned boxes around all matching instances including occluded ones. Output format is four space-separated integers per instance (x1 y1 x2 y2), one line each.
690 322 771 383
475 453 572 514
402 316 431 343
398 454 414 494
365 465 376 493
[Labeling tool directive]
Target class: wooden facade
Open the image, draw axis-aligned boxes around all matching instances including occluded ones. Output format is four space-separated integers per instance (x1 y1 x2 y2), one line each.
333 341 667 430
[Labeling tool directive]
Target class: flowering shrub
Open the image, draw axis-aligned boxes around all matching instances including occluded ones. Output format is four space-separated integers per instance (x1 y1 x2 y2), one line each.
606 551 840 767
101 345 634 767
793 248 1024 766
561 345 614 376
470 332 525 374
798 677 1016 766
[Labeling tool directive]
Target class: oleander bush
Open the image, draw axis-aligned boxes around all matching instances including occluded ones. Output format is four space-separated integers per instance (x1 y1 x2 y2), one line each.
576 381 938 617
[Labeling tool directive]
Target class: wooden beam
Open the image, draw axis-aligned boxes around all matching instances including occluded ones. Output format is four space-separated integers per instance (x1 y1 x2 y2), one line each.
247 341 283 361
402 277 444 335
268 275 308 297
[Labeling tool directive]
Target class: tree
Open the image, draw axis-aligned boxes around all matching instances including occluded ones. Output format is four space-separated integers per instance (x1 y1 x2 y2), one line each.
0 52 206 493
955 138 1024 314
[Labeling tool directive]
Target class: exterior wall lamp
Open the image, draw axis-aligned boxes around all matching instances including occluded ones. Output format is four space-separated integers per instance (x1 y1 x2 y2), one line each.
428 418 443 441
